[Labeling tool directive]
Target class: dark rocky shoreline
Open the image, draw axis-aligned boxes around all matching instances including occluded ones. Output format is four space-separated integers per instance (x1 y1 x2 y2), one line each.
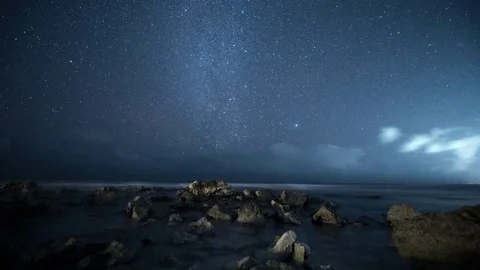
0 180 479 270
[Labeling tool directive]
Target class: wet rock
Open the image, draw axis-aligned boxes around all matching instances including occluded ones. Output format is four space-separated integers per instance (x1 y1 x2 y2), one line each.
188 217 215 236
255 189 273 202
292 242 310 264
271 200 302 225
390 204 480 266
161 253 181 266
171 231 199 245
279 191 308 207
387 203 420 224
237 202 265 224
207 204 232 221
168 213 182 225
185 180 234 197
126 196 153 221
312 205 346 226
270 230 297 255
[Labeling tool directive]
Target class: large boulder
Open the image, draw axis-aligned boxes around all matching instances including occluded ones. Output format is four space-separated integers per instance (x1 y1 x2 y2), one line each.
269 230 297 255
184 180 234 197
312 205 346 226
279 191 308 207
387 203 420 224
389 204 480 267
126 196 153 221
271 200 302 225
237 202 265 224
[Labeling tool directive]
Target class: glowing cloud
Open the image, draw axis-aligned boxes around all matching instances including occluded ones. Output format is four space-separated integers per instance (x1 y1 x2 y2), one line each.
378 126 402 144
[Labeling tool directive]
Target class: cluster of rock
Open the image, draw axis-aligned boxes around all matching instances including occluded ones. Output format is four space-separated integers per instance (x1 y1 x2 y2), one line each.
4 179 480 270
386 203 480 269
224 230 334 270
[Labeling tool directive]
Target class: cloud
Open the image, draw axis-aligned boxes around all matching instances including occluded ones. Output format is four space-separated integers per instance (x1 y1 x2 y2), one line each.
392 126 480 175
378 126 402 144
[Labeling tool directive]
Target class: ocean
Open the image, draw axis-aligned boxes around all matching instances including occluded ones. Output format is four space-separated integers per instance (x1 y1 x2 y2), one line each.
4 181 480 270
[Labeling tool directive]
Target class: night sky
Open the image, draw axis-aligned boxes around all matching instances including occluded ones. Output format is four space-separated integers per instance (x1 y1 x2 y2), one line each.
1 1 479 181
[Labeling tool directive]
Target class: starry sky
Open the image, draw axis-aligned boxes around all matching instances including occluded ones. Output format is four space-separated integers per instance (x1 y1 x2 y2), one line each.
1 1 479 181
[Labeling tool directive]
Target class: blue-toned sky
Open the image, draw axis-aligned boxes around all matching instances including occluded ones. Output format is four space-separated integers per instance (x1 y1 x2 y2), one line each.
1 1 479 182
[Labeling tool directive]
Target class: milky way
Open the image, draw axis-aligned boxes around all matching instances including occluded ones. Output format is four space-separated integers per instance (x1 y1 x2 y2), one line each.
1 0 479 157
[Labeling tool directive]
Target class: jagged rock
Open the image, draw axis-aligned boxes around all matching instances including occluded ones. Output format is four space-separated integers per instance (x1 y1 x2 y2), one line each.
271 200 302 225
207 204 232 221
279 191 308 207
237 202 265 224
386 203 420 224
270 230 297 255
168 213 182 225
255 189 273 202
188 217 215 236
312 206 346 226
126 196 153 221
390 204 480 266
171 231 199 245
292 242 311 264
185 181 234 197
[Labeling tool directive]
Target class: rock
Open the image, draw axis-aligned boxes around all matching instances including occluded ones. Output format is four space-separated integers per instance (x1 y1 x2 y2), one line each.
292 242 310 264
271 200 302 225
0 181 49 215
188 217 215 236
255 189 273 202
171 231 199 245
312 206 346 226
86 187 117 205
390 204 480 266
279 191 308 207
184 180 234 197
168 213 182 225
251 260 299 270
237 202 265 224
312 265 336 270
270 230 297 255
207 204 232 221
387 203 420 224
243 189 253 198
126 196 153 221
25 238 131 270
238 256 258 269
225 256 258 270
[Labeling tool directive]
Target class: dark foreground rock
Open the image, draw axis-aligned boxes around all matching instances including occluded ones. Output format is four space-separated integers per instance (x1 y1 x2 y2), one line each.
312 205 346 226
0 181 49 217
388 203 480 269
